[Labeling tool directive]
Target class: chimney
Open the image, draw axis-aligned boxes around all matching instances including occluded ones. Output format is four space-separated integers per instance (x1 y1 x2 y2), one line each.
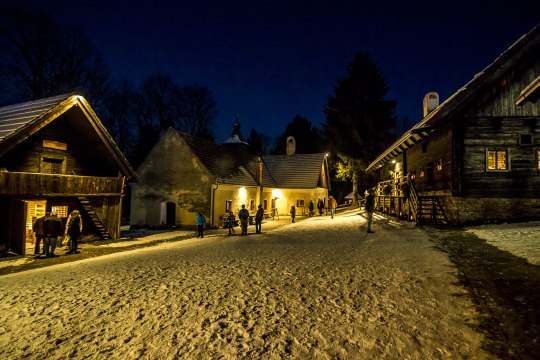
286 136 296 156
423 92 439 117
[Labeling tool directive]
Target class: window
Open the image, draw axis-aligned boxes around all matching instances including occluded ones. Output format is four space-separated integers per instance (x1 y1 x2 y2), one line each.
296 199 305 207
519 134 533 145
436 159 443 171
250 199 255 211
225 200 232 213
263 199 268 210
41 157 64 174
537 149 540 171
419 167 425 177
487 149 508 171
50 205 68 218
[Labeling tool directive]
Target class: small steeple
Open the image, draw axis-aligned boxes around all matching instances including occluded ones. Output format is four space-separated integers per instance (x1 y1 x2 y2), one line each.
223 115 248 145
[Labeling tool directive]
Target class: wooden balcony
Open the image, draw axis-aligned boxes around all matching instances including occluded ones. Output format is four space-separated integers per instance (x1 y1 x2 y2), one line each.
0 171 124 197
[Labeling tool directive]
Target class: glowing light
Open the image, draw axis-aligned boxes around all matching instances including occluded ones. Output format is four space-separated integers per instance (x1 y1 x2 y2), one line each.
391 159 397 164
239 187 247 201
271 189 283 199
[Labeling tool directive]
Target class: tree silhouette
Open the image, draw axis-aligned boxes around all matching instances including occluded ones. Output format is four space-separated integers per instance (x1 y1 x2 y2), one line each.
272 115 324 154
0 5 110 107
323 53 396 201
247 128 271 155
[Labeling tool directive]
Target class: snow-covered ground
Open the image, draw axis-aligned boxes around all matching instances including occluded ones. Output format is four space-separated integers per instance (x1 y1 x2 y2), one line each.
465 221 540 265
0 209 491 359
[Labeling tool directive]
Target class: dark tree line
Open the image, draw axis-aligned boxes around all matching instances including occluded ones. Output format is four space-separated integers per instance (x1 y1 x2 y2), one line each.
0 5 216 168
0 5 398 194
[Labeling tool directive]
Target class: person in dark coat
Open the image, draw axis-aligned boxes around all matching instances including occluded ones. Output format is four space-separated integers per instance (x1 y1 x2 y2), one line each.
317 198 324 216
365 188 376 233
238 205 250 235
65 210 83 254
227 211 236 235
32 213 47 255
43 212 64 258
255 205 264 234
308 200 315 217
290 205 296 223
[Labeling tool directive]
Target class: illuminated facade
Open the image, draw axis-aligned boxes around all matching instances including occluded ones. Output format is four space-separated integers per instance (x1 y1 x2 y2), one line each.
0 94 137 254
130 128 330 228
366 25 540 224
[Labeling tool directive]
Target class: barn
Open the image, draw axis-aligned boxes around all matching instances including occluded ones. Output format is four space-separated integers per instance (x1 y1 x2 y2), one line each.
0 94 137 254
365 24 540 225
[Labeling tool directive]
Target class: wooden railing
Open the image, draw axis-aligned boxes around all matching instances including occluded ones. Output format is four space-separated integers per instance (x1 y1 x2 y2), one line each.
373 175 447 225
408 178 419 222
0 172 124 197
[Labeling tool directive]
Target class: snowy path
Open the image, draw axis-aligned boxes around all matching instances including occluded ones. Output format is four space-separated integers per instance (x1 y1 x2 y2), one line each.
0 210 487 359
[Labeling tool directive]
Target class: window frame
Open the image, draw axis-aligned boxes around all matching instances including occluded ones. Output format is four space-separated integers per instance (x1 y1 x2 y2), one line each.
486 148 510 172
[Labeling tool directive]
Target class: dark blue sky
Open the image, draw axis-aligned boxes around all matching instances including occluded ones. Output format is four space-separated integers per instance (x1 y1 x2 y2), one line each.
18 0 540 143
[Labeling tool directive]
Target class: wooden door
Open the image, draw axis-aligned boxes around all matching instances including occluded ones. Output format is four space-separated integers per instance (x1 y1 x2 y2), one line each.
9 200 27 255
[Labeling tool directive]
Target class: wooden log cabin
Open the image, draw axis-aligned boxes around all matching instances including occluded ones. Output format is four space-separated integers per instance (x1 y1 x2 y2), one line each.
0 94 138 254
365 24 540 225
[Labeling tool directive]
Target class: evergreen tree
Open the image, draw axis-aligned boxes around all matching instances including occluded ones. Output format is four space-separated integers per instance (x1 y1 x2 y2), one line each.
272 115 323 154
323 53 396 201
247 128 270 155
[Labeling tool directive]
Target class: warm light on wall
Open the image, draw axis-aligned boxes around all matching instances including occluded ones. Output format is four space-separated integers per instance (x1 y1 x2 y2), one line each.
271 189 283 199
239 187 247 202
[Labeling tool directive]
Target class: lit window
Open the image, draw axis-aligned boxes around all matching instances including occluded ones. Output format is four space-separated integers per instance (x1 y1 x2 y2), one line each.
419 167 425 177
537 149 540 171
50 205 68 218
436 159 443 171
487 149 508 171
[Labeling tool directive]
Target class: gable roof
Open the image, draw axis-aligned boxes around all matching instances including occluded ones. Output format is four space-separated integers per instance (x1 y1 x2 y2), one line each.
261 153 327 189
167 129 328 189
366 23 540 172
174 129 258 186
0 94 138 180
515 74 540 106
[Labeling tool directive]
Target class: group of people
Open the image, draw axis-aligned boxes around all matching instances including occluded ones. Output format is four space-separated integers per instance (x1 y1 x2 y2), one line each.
306 197 338 218
32 210 83 257
195 190 376 238
197 203 267 238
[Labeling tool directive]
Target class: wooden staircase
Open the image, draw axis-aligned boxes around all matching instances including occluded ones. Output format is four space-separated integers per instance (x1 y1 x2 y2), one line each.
78 196 111 239
408 181 448 225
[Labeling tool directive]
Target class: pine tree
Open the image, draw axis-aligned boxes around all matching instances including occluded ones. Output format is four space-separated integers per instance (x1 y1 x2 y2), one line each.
323 53 396 202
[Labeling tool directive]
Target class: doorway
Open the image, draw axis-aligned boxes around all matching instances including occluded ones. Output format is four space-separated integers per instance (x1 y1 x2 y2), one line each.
25 200 47 254
165 202 176 226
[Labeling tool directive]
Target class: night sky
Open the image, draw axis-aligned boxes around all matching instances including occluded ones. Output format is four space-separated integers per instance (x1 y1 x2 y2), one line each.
11 0 540 143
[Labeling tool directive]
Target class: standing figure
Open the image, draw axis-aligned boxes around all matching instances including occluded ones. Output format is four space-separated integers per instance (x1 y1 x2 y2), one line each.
308 200 315 217
32 213 46 255
290 205 296 223
227 211 236 235
43 212 63 258
328 196 337 219
196 212 206 238
365 188 376 233
66 210 83 254
317 198 324 216
238 205 250 235
255 205 264 234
